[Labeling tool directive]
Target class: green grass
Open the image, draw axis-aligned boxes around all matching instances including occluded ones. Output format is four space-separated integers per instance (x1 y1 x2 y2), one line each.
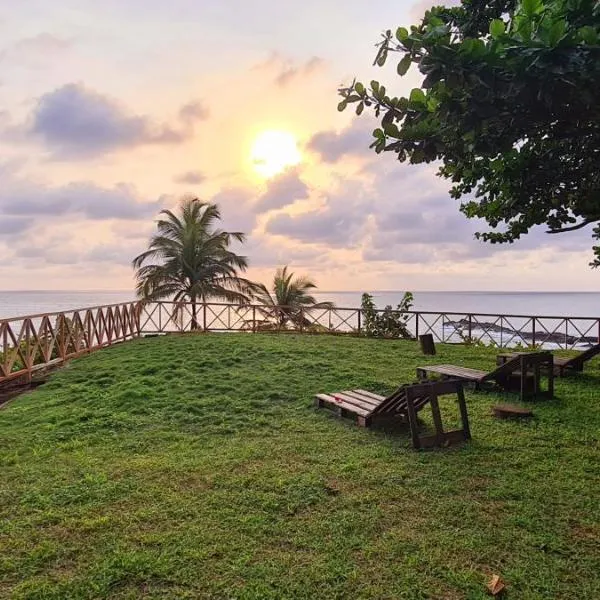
0 334 599 599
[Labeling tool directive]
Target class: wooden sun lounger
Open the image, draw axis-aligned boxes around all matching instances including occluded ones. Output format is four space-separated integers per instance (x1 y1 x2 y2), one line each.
497 343 600 377
315 379 471 449
416 352 554 401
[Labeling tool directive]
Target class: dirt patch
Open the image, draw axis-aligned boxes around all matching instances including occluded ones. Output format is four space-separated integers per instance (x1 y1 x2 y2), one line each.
0 379 47 409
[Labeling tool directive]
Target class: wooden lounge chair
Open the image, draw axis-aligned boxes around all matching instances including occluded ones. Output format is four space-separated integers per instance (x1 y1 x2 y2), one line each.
497 343 600 377
416 352 554 401
315 379 471 449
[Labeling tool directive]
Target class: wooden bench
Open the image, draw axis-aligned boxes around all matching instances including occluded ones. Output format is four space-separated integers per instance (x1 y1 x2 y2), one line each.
497 343 600 377
417 352 554 401
315 380 471 449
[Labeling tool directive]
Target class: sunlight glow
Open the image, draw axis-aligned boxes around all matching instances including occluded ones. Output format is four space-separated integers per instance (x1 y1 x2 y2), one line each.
250 130 301 178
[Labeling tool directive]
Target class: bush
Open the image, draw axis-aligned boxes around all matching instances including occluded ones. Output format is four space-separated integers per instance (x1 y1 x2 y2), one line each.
361 292 414 339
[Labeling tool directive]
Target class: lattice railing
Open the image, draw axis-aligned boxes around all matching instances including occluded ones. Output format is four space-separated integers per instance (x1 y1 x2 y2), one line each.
0 303 141 385
3 301 599 386
415 312 600 350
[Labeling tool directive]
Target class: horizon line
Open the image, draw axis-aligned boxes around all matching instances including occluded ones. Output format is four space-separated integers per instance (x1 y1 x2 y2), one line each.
0 289 599 294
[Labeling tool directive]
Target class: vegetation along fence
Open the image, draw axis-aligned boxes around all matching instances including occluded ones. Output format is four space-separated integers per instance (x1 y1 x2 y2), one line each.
1 300 599 385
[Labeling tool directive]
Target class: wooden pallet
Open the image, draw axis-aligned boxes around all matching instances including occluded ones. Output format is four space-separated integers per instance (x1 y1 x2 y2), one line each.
315 380 471 449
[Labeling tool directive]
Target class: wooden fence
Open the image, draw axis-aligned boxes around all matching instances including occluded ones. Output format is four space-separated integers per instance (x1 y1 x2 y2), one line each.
1 300 599 386
0 303 140 385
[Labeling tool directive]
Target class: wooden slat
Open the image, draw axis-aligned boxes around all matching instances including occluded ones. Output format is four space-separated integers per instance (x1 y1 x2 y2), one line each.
333 392 375 414
342 390 381 408
354 389 387 402
314 393 371 417
418 365 487 381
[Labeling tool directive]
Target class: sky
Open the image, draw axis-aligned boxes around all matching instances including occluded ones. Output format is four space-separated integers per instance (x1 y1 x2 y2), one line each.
0 0 597 292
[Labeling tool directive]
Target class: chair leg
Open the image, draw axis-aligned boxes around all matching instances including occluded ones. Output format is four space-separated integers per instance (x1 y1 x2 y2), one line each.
429 394 444 446
406 395 420 449
457 385 471 440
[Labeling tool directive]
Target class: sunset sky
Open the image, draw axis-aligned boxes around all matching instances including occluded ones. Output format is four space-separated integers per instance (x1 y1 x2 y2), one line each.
0 0 597 292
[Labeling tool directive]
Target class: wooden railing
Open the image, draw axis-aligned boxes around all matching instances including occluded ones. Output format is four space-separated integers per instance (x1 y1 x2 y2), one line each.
0 302 141 385
138 302 600 348
2 300 599 386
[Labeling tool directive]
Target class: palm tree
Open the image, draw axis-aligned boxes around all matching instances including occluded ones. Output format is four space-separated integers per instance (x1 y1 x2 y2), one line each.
132 198 255 330
252 266 334 329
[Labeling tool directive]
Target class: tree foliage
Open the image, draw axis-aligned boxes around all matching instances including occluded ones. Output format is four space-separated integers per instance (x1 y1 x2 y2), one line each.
252 266 334 329
339 0 600 264
132 198 255 329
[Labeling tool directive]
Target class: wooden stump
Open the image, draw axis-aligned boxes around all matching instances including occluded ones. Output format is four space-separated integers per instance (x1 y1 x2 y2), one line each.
492 404 534 419
419 334 436 356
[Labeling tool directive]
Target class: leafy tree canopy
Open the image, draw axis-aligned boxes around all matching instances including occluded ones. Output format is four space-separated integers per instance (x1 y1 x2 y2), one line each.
252 266 334 329
339 0 600 264
132 198 255 328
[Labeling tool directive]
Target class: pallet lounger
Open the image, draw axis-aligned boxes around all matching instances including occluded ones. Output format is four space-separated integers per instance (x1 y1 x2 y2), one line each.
315 380 471 449
497 342 600 377
417 352 554 401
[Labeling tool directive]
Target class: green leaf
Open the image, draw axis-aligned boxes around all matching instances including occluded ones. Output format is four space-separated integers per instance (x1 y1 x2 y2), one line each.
355 82 365 94
371 81 380 94
376 49 388 67
396 27 409 42
522 0 543 18
337 100 347 112
409 88 427 106
397 54 412 76
548 20 566 45
489 19 506 39
383 122 400 137
578 26 598 44
356 102 364 116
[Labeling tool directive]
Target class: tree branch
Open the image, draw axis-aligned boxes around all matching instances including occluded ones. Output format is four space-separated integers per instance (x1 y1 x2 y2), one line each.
547 219 598 234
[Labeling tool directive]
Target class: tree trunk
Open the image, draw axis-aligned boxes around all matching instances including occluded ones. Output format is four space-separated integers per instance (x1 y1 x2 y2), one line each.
191 296 198 331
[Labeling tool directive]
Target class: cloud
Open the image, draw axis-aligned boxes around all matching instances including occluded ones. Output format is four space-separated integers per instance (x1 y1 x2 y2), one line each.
24 84 207 159
11 33 72 55
275 56 324 87
209 187 258 233
0 33 72 69
179 100 209 123
265 181 367 248
254 53 325 87
0 178 164 221
0 217 31 236
256 168 309 212
12 236 144 267
174 170 206 185
308 118 375 163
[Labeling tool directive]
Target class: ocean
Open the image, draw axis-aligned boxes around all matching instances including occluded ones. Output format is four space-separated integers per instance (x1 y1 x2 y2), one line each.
0 290 598 320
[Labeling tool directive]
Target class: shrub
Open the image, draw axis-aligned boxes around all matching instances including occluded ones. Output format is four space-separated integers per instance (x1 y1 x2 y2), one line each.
360 292 414 339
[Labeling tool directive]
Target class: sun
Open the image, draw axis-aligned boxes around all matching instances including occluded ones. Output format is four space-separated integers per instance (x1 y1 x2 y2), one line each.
250 130 301 178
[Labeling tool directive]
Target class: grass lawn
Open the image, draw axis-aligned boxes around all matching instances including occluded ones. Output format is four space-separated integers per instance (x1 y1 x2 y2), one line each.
1 334 599 599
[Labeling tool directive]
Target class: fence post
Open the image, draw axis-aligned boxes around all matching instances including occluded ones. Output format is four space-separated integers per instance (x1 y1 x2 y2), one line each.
415 312 419 340
357 310 362 336
532 318 536 348
299 309 304 333
467 314 472 344
25 320 32 382
203 303 207 332
252 306 256 333
87 311 93 352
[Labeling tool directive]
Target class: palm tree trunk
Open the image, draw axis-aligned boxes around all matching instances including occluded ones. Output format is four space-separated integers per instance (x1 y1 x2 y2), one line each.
191 295 198 331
